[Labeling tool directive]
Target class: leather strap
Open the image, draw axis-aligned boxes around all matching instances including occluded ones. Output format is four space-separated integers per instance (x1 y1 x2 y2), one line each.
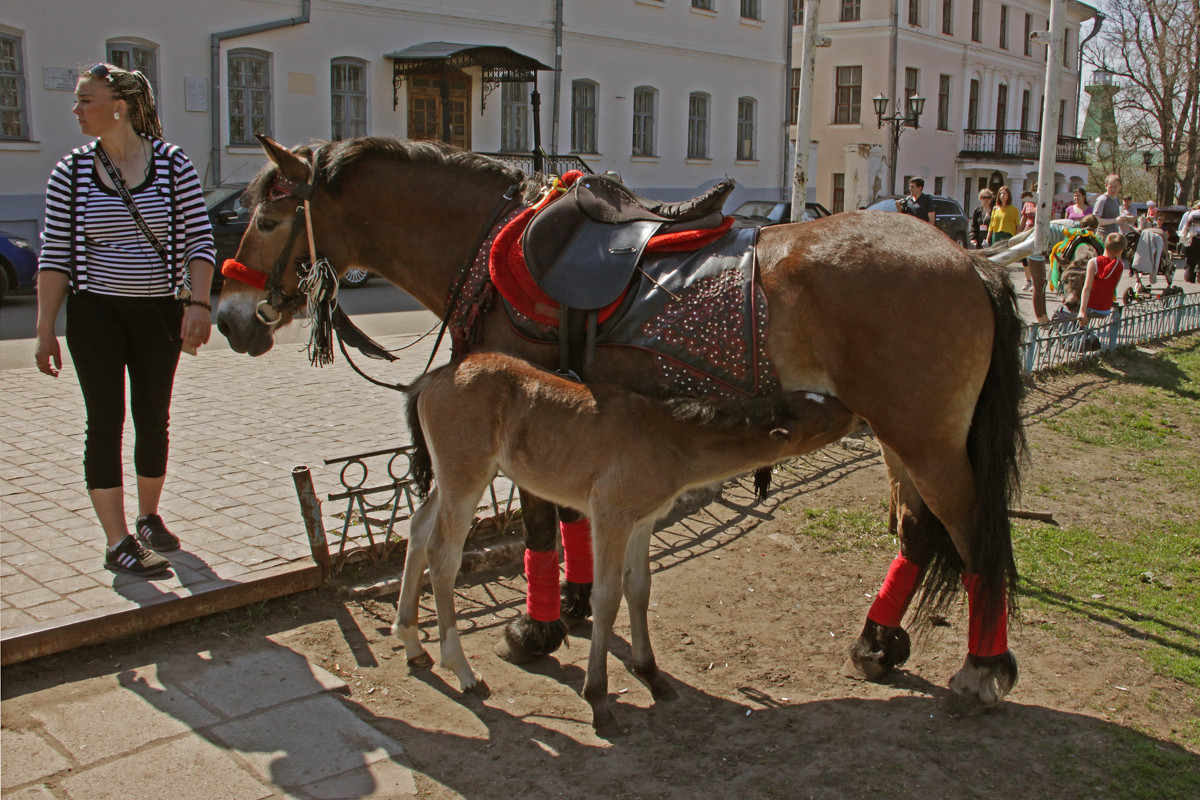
95 143 170 269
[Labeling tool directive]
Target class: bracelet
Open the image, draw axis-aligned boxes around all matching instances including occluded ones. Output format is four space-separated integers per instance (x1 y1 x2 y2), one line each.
185 299 212 311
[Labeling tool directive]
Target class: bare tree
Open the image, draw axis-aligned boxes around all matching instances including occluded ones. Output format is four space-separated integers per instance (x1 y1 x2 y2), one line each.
1087 0 1200 203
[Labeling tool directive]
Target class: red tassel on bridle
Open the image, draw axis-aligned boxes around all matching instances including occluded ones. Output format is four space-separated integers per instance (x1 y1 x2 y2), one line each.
221 258 267 290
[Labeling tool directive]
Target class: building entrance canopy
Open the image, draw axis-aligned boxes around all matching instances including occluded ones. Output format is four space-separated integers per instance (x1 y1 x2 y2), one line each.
386 42 552 113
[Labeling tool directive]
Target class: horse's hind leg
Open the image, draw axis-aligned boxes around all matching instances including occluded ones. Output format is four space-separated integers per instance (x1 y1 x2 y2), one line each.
845 446 932 681
494 490 569 664
583 514 636 733
623 517 674 701
392 491 438 667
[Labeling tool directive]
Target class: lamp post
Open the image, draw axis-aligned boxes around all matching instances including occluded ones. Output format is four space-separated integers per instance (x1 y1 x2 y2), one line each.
874 92 925 196
1142 150 1161 205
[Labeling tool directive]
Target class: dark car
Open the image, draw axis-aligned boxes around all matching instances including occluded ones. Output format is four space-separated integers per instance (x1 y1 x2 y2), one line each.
1129 202 1188 253
865 195 971 248
204 183 371 289
0 230 39 302
730 200 832 228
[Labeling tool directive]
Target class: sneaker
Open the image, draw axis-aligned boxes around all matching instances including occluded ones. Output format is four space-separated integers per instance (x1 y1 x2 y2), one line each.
1022 281 1034 291
136 513 180 552
105 535 171 576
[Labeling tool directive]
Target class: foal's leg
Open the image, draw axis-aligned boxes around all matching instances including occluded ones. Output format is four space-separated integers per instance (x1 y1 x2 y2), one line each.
582 514 636 733
495 490 570 664
392 491 438 667
558 506 594 623
623 517 675 701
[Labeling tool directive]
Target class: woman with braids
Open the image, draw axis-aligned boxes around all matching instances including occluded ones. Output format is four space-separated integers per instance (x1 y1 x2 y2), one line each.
35 63 216 578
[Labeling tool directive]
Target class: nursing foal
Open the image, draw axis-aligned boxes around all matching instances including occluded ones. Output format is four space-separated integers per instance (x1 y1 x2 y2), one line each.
392 352 857 731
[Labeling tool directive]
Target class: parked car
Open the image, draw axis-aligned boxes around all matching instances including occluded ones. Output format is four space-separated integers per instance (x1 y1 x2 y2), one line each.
730 200 832 227
0 230 38 302
1128 202 1188 253
864 195 971 248
204 183 370 289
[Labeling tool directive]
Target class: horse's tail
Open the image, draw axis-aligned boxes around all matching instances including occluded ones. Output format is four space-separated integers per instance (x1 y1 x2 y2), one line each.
917 258 1025 624
405 375 435 501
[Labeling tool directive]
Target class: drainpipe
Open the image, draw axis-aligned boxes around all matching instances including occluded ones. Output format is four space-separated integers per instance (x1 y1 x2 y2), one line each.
782 2 794 200
889 0 899 194
791 0 830 221
209 0 311 186
551 0 564 156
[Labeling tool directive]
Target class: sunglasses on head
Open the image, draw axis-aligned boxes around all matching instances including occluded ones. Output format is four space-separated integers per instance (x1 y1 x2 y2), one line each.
86 63 112 81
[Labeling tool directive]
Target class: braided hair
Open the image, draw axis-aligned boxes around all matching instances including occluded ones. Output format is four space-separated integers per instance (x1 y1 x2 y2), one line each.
85 63 163 139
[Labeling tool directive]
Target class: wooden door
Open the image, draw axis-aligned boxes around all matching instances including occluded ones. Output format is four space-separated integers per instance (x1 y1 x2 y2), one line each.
407 70 471 149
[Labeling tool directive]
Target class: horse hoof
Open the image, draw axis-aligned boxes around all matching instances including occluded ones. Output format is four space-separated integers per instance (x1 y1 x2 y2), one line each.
650 679 677 702
942 651 1019 717
591 705 622 736
494 616 568 664
463 677 491 697
844 624 911 681
842 655 888 682
406 651 434 669
560 581 593 625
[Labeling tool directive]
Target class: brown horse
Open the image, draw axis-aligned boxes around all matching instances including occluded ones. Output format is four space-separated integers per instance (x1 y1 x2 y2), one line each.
216 136 1025 716
395 352 858 731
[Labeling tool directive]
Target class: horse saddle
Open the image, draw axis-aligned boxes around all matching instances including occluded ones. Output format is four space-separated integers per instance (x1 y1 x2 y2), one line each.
522 174 735 310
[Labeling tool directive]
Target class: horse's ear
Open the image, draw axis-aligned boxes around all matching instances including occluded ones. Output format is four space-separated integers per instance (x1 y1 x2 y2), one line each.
256 135 309 181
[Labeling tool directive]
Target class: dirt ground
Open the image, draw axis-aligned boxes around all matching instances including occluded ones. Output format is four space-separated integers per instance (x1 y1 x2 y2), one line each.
6 349 1200 799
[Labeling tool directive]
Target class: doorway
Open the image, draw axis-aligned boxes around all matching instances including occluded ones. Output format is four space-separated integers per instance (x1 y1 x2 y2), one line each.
407 69 471 149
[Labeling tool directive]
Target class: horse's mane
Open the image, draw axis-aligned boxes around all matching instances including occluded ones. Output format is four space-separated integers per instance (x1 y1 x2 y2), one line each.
245 136 546 207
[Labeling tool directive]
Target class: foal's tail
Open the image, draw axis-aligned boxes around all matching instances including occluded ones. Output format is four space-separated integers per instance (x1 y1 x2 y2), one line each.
404 375 435 501
916 259 1025 626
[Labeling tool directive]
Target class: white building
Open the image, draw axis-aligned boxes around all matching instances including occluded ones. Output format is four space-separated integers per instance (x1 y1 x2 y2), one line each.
1 0 794 245
791 0 1099 214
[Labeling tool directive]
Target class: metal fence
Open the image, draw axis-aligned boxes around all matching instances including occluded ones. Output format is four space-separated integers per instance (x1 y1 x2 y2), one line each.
1020 292 1200 373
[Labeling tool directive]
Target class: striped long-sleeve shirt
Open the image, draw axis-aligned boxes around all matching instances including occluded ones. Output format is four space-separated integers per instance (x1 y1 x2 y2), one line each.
38 137 216 296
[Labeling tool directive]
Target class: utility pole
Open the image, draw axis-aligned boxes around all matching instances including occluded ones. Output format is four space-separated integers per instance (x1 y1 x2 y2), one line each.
1029 0 1066 324
791 0 831 223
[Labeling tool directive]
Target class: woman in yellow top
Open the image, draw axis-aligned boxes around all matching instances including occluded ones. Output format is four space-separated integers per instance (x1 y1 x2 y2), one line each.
987 186 1019 245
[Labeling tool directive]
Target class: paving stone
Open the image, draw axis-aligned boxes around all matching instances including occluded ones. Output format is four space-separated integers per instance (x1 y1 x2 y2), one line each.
5 587 60 609
25 598 85 621
296 751 419 799
167 645 347 717
0 727 73 790
58 735 273 800
3 784 60 800
20 561 81 583
209 695 403 789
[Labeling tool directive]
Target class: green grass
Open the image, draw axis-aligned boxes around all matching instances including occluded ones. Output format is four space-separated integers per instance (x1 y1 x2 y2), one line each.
785 506 890 553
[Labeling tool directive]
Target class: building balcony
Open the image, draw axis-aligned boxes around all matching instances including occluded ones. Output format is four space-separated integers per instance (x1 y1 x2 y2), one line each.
959 130 1089 164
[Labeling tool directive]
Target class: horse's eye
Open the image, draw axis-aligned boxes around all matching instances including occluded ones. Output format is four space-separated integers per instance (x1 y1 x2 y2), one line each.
256 217 280 232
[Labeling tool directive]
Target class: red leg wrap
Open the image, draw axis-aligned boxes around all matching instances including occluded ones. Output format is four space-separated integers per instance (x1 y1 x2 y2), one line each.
867 554 923 628
560 519 593 584
963 573 1009 657
524 549 560 622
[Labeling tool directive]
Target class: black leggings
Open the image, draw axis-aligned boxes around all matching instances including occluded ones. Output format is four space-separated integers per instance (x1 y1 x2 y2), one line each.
66 291 183 490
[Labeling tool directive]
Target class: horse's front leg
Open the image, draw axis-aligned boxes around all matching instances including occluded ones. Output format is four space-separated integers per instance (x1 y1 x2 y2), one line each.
942 573 1018 716
392 492 438 667
583 515 634 734
495 489 568 663
623 518 674 701
558 507 593 623
428 492 488 694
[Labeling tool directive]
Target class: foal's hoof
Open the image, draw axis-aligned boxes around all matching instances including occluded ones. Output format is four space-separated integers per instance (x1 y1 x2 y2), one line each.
560 581 593 626
406 651 434 669
940 651 1019 717
844 624 911 681
462 677 491 698
494 616 568 664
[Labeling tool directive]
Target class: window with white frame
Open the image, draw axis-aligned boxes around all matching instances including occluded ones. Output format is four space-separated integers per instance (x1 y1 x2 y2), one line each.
968 79 979 129
841 0 861 22
501 82 529 152
0 33 28 140
687 92 709 159
937 74 951 130
1024 13 1032 56
228 50 271 144
741 0 761 20
792 0 805 24
571 80 597 154
737 97 756 160
108 42 158 102
834 66 861 124
971 0 981 41
942 0 953 35
909 0 920 26
832 172 845 212
632 86 656 157
693 0 715 10
331 58 367 140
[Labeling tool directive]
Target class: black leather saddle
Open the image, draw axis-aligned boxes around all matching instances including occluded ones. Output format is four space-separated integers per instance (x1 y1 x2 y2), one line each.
522 174 735 310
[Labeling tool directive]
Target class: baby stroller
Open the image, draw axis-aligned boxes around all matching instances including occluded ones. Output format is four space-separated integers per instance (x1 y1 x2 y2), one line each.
1122 227 1182 304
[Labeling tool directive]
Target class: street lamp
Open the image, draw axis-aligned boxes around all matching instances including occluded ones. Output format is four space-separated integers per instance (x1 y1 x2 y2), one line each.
1142 150 1161 204
874 92 926 196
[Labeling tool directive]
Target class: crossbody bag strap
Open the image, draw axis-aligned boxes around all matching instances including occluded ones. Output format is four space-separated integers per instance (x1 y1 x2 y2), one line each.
95 144 170 269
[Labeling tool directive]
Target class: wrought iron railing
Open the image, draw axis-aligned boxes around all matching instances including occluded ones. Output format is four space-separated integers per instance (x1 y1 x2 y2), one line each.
960 129 1089 164
476 151 596 176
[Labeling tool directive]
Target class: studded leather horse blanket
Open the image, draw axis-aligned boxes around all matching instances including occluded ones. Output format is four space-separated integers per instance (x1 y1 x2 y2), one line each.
448 188 778 398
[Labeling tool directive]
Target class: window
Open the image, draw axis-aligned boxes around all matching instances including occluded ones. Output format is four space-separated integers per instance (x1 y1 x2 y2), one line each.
905 68 919 104
228 50 271 144
996 83 1008 131
1063 28 1071 67
330 58 366 141
1024 14 1032 56
937 74 951 130
834 66 862 124
737 97 756 160
934 177 944 195
968 79 979 129
571 80 598 153
632 86 656 156
692 0 714 10
108 43 158 102
1000 6 1009 49
971 0 981 42
1058 98 1067 136
1020 88 1030 131
792 0 805 24
942 0 953 35
832 173 845 213
0 33 28 140
688 92 710 158
501 82 529 151
741 0 761 20
840 0 861 22
789 68 801 124
909 0 920 26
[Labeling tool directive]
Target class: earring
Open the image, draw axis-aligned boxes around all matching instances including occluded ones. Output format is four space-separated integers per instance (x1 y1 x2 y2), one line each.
114 112 120 120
